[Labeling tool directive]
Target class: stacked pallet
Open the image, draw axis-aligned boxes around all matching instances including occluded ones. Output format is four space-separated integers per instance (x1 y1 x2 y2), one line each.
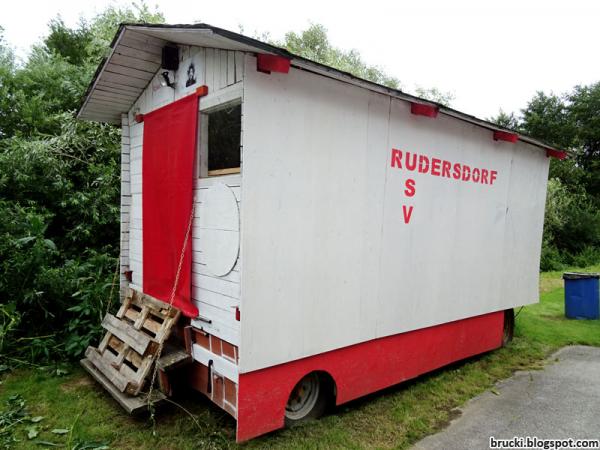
81 288 184 413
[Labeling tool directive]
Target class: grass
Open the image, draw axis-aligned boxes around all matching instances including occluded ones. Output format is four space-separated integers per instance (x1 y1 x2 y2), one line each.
1 265 599 449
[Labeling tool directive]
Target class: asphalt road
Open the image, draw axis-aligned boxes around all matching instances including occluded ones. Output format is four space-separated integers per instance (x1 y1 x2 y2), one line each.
413 346 600 450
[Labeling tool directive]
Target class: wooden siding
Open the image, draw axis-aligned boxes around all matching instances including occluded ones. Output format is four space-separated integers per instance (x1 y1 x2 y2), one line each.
128 118 143 288
124 46 246 119
119 114 131 300
79 25 248 124
122 47 246 346
191 175 242 346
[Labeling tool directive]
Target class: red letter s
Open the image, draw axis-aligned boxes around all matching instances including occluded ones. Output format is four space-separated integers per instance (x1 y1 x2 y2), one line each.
404 179 416 197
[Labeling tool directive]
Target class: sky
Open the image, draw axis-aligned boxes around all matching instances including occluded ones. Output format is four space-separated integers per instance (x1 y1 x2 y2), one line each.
2 0 599 119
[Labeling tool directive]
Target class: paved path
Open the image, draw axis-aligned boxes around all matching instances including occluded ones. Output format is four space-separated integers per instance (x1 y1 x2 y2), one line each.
413 346 600 450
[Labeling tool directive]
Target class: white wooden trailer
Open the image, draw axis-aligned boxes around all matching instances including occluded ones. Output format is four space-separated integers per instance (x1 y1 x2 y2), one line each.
78 23 565 442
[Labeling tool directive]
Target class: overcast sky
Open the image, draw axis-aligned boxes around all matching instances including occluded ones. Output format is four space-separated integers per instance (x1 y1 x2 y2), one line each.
2 0 599 119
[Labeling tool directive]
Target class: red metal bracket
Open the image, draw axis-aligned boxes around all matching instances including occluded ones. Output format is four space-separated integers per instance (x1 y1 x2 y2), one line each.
257 54 291 74
196 85 209 97
410 102 439 118
546 148 567 160
235 307 241 321
493 130 519 143
134 114 144 123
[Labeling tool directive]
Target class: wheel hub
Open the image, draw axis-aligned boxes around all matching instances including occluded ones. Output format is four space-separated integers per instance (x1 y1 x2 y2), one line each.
285 373 321 420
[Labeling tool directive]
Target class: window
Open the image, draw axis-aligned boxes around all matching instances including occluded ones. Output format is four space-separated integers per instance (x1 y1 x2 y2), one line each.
200 102 241 177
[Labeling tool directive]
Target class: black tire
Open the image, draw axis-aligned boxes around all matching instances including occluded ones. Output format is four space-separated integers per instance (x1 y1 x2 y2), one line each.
284 372 332 427
502 308 515 346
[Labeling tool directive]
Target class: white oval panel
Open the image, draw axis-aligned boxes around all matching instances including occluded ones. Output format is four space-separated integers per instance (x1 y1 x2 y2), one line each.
200 183 240 276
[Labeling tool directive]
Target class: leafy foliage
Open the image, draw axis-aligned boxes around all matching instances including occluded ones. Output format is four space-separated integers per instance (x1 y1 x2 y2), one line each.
0 394 108 449
413 86 455 107
490 84 600 270
0 4 163 366
278 24 401 89
276 24 454 105
0 394 29 447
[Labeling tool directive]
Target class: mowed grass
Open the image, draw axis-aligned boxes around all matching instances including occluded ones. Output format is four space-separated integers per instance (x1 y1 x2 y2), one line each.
1 265 599 449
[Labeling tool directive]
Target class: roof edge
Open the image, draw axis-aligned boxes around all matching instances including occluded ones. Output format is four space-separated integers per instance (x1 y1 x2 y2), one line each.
77 23 567 156
76 24 128 122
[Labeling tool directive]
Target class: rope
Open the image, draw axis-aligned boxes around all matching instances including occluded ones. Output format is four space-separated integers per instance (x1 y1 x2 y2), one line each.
514 306 524 320
145 198 197 415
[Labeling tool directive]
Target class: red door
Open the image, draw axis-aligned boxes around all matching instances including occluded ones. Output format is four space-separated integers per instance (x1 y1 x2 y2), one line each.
142 94 199 318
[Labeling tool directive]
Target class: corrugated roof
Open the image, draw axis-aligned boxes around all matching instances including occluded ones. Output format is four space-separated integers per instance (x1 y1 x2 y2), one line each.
77 23 564 155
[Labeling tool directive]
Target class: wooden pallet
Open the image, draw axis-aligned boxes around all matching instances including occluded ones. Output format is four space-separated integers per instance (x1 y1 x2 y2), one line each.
82 288 181 396
80 358 166 414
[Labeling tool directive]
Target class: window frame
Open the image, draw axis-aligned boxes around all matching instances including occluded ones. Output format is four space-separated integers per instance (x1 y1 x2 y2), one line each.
198 86 243 179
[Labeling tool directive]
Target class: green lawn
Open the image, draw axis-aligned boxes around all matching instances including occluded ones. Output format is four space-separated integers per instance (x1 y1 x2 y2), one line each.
1 265 599 449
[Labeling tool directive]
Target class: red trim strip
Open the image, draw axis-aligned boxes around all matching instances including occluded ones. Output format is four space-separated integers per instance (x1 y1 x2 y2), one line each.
493 131 519 143
546 148 567 160
236 311 504 442
196 85 209 97
257 54 291 74
410 102 439 118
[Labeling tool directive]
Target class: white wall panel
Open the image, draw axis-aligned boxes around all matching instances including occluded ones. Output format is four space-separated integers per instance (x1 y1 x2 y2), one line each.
240 57 549 372
191 175 242 345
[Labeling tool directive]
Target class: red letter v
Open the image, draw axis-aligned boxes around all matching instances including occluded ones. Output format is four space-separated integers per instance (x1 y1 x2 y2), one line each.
403 205 414 224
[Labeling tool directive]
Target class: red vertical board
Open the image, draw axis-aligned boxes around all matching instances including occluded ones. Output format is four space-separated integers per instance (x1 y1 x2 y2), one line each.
142 94 199 318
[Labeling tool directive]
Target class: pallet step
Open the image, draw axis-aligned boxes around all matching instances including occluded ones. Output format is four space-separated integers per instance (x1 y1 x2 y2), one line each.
102 313 153 355
83 286 182 401
85 346 132 393
81 358 165 414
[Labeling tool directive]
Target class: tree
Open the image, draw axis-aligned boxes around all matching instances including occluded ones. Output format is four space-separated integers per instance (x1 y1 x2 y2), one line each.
85 3 165 62
279 24 400 89
0 2 164 364
0 27 17 138
517 86 600 267
278 24 454 106
490 83 600 268
414 86 454 107
488 109 519 130
568 83 600 202
45 17 93 66
521 92 576 150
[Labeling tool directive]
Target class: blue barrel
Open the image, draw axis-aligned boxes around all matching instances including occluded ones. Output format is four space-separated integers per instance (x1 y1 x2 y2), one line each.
563 272 600 320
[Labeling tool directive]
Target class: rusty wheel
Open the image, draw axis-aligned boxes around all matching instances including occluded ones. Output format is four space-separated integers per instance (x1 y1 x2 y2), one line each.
284 372 330 426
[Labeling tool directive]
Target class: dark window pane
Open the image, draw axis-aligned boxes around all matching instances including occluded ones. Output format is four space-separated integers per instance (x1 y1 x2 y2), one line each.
208 104 241 171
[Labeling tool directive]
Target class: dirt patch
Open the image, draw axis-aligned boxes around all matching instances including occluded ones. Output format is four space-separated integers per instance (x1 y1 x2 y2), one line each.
435 407 462 430
61 375 93 392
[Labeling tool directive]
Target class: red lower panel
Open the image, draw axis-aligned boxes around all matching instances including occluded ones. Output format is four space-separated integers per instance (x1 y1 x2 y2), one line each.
237 311 504 442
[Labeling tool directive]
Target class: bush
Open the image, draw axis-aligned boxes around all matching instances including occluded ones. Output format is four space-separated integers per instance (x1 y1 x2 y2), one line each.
541 178 600 271
565 246 600 269
540 240 564 272
0 4 163 367
0 117 120 364
0 197 118 362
